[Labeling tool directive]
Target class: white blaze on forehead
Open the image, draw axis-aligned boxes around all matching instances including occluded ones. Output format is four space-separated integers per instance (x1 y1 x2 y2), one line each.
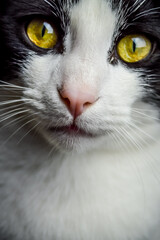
70 0 116 53
61 0 117 90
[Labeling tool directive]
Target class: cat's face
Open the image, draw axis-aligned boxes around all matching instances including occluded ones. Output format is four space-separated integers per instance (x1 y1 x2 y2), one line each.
0 0 160 152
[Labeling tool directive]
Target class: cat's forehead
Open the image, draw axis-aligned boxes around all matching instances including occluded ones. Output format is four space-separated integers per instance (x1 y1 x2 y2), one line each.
4 0 145 14
5 0 156 26
4 0 156 19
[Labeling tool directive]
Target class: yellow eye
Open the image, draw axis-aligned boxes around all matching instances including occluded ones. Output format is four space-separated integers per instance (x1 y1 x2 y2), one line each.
117 34 152 63
27 19 58 49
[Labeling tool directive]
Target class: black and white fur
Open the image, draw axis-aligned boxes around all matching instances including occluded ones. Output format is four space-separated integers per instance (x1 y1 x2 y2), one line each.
0 0 160 239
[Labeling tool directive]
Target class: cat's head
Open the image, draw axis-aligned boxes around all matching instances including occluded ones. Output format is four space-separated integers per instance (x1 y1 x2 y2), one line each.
0 0 160 152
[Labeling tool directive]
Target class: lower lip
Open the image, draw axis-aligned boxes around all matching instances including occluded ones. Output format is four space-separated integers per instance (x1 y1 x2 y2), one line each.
49 124 93 137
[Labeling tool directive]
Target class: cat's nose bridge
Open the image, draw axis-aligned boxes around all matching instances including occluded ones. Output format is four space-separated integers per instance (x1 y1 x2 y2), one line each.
59 84 98 119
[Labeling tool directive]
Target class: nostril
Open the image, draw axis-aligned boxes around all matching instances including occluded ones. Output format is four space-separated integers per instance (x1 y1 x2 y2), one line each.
60 93 71 109
59 89 74 113
59 89 80 117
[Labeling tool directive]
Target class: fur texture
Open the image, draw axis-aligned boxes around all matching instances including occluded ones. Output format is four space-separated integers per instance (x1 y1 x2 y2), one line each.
0 0 160 239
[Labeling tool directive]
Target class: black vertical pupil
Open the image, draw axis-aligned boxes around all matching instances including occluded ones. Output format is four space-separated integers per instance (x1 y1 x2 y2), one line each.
41 25 46 37
132 39 136 52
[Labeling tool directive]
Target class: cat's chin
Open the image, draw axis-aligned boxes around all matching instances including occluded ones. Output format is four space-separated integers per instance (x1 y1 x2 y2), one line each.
40 124 102 153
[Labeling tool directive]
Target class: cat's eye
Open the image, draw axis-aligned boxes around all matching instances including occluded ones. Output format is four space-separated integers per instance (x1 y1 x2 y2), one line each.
27 19 58 49
117 34 152 63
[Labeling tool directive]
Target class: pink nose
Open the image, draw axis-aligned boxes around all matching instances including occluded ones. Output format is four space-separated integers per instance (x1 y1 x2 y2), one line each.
59 85 97 119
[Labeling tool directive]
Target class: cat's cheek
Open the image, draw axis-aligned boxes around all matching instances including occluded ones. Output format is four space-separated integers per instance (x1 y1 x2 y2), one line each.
21 54 63 88
98 66 141 119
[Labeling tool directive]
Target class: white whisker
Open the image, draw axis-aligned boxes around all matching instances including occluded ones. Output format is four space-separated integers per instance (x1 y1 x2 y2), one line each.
0 95 22 98
133 7 160 21
129 0 148 16
120 125 143 151
123 123 153 148
1 112 38 130
128 122 156 143
0 99 31 106
0 80 28 90
0 109 30 124
0 107 26 118
2 118 38 146
0 102 27 112
132 109 159 122
17 121 41 144
111 126 131 151
116 126 146 199
119 125 160 184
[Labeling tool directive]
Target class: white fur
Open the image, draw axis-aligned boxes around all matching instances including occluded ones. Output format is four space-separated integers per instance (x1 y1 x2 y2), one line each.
1 0 160 239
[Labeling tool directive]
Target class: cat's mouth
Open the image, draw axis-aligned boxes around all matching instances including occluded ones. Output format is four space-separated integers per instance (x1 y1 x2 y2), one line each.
48 124 95 138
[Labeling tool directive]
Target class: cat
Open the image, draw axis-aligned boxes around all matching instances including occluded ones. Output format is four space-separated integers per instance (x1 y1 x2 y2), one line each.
0 0 160 239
